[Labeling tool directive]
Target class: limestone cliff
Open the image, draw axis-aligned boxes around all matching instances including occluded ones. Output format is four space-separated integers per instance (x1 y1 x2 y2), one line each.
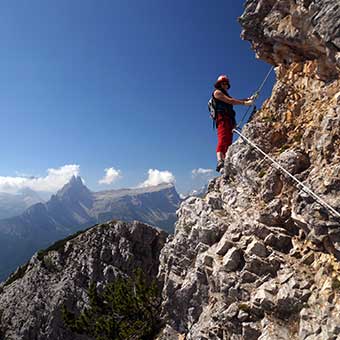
157 1 340 339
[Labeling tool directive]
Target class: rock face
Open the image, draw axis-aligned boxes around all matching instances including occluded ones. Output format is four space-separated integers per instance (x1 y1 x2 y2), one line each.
158 1 340 339
0 220 167 340
239 0 340 80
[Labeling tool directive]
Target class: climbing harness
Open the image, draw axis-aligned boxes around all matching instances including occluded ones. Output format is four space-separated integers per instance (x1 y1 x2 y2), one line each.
237 66 275 128
232 128 340 219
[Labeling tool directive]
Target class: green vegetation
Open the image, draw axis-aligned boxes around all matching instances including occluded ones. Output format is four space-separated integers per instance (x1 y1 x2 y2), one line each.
262 115 277 123
293 132 303 143
258 169 267 178
279 144 289 153
3 263 29 288
62 268 162 340
238 303 251 312
331 277 340 290
42 256 58 272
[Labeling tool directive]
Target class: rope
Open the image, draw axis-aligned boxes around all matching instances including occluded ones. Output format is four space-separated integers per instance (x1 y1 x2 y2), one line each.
237 66 274 128
256 65 275 95
232 128 340 219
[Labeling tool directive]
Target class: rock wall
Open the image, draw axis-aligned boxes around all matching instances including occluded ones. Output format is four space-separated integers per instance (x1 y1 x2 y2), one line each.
239 0 340 79
158 0 340 339
0 221 167 340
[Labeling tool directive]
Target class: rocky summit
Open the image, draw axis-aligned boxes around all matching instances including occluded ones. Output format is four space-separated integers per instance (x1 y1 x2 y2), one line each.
0 220 167 340
0 1 339 339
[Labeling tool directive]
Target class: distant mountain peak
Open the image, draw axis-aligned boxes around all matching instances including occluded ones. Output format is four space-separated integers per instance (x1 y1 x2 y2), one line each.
69 175 84 185
56 176 92 201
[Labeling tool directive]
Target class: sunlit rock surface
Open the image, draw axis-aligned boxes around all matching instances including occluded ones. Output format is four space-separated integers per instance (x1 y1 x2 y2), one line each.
157 0 340 339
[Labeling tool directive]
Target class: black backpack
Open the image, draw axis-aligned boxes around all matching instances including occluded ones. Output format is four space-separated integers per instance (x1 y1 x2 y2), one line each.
208 97 217 122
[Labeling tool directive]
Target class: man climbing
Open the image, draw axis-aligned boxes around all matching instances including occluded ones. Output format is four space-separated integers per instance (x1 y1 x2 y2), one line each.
212 74 253 172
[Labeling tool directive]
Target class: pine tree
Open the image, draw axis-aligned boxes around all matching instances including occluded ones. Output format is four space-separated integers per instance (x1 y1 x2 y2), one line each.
62 268 162 340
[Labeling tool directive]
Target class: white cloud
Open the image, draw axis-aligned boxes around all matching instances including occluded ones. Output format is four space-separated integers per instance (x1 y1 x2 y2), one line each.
138 169 175 187
98 167 122 185
0 164 80 194
192 168 214 177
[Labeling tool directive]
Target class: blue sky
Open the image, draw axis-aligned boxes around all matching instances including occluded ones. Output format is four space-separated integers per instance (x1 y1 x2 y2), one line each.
0 0 275 194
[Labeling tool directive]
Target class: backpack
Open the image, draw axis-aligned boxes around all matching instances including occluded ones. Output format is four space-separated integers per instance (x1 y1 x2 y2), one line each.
208 97 217 123
208 91 237 129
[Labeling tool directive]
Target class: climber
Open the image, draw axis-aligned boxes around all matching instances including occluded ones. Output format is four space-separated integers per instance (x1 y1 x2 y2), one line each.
212 75 254 172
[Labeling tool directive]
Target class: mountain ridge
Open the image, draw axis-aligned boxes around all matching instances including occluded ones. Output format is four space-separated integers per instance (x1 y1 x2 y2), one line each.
0 220 167 340
0 177 180 281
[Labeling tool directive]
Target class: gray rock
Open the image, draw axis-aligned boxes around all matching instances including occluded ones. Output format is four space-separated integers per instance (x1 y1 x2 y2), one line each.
276 284 303 316
194 242 210 254
223 248 242 272
301 252 315 265
156 325 182 340
246 239 268 258
239 0 340 78
258 321 292 340
264 233 292 253
278 271 294 284
278 150 310 175
240 270 259 283
207 194 224 210
242 322 261 340
244 256 279 277
238 309 249 322
224 302 239 320
198 227 219 246
252 287 275 311
202 254 214 268
215 236 234 256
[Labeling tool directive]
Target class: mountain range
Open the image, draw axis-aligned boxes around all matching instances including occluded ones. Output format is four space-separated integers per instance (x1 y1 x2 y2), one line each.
0 176 181 281
0 188 45 219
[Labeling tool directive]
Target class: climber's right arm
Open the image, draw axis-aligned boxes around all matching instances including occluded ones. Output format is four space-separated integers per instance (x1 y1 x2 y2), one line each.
214 90 250 106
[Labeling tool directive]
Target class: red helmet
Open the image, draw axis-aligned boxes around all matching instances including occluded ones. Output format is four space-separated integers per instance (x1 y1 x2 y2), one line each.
214 74 230 88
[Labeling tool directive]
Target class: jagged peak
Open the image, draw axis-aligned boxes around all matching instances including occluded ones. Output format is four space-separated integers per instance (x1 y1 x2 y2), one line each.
55 176 92 200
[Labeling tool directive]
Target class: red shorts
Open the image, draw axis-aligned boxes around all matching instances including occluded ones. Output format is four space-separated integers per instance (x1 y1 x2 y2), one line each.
216 114 233 154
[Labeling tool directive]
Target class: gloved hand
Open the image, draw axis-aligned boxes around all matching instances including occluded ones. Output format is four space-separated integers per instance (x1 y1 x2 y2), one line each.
244 99 254 106
250 92 259 101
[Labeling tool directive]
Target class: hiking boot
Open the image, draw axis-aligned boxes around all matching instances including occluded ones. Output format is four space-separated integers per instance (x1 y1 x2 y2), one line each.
216 160 224 172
